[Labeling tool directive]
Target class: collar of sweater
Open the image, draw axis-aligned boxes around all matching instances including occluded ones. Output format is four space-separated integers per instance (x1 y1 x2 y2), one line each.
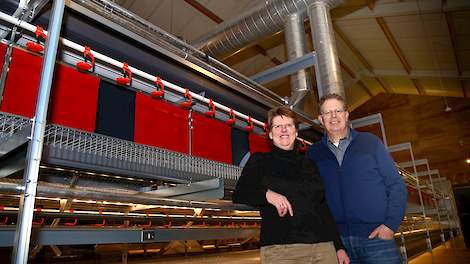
271 145 297 158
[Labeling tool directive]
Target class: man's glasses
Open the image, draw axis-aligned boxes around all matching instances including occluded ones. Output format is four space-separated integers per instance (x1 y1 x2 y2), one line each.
321 109 346 117
272 123 295 130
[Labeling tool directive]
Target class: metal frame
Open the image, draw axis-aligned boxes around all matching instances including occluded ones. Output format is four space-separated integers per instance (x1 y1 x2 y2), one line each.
398 158 446 244
250 52 318 85
388 143 432 255
350 113 388 146
0 227 260 247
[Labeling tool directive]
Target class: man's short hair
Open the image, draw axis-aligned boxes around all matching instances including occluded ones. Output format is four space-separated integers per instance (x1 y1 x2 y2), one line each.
267 106 299 131
318 93 347 113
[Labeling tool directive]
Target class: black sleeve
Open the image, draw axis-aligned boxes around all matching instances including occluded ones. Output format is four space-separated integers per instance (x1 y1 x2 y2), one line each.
321 200 345 251
232 153 268 206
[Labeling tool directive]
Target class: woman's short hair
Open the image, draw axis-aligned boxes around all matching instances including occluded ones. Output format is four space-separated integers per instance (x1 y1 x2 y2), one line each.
267 106 299 131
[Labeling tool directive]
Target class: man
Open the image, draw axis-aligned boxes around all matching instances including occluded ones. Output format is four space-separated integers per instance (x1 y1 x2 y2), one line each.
307 93 407 264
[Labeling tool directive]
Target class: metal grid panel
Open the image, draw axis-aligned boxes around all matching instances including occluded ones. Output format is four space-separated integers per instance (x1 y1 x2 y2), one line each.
0 113 32 140
0 112 241 186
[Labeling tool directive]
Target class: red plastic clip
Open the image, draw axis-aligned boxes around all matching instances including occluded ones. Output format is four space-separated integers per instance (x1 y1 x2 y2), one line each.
179 89 193 109
151 76 165 98
261 122 269 137
94 208 106 227
32 207 44 225
299 139 308 153
64 208 77 226
204 99 216 117
26 26 47 53
64 218 77 226
245 117 254 132
164 214 172 228
139 212 152 228
225 109 236 126
76 46 95 72
116 62 132 86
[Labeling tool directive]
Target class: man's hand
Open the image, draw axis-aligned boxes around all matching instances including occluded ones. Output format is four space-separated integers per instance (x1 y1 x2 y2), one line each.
265 189 293 217
337 249 350 264
368 224 395 240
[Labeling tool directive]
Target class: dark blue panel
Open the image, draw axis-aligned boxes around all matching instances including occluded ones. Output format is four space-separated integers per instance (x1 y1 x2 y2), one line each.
95 81 135 141
231 127 249 166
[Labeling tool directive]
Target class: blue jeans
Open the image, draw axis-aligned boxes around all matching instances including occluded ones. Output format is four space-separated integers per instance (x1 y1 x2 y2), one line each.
341 236 401 264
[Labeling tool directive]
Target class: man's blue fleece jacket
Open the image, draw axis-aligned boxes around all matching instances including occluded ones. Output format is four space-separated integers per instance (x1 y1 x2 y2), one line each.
307 129 407 237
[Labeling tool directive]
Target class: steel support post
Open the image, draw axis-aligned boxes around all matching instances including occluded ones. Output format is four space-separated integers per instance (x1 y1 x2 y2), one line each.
11 1 65 263
408 151 432 252
400 231 407 264
424 162 445 245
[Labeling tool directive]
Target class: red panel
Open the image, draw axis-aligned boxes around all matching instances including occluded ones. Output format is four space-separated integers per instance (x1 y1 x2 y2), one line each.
249 133 272 154
48 64 100 132
0 48 42 117
191 113 232 164
0 43 6 66
134 93 189 153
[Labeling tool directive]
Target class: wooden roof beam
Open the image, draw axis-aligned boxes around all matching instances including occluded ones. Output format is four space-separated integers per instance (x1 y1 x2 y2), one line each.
411 79 426 95
375 77 392 93
445 12 467 98
375 17 427 95
184 0 282 65
365 0 376 10
340 59 373 97
376 17 412 74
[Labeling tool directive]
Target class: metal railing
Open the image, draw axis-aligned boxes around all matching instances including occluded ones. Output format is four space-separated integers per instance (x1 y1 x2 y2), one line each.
0 113 32 140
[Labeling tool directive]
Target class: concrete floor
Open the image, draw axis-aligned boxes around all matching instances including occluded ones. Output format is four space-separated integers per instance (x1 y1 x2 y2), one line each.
409 236 470 264
124 250 260 264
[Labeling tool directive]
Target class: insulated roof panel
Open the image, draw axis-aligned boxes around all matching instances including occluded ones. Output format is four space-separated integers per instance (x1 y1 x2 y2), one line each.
384 76 418 95
419 78 463 97
384 14 456 71
335 18 403 69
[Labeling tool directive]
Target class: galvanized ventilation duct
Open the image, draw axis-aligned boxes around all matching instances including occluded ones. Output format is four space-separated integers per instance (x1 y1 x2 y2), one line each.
192 0 345 106
192 0 343 59
284 12 312 111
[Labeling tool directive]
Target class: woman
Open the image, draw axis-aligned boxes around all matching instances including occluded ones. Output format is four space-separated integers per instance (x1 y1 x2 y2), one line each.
232 106 349 264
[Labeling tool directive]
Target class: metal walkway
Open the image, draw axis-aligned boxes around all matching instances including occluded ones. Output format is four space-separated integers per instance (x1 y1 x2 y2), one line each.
0 112 241 188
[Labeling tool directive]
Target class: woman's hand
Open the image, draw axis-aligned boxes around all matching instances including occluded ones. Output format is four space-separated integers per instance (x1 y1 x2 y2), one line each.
265 189 293 217
337 249 350 264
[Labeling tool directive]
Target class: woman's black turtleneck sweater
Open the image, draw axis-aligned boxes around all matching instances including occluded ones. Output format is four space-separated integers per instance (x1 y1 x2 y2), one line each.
232 146 344 250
